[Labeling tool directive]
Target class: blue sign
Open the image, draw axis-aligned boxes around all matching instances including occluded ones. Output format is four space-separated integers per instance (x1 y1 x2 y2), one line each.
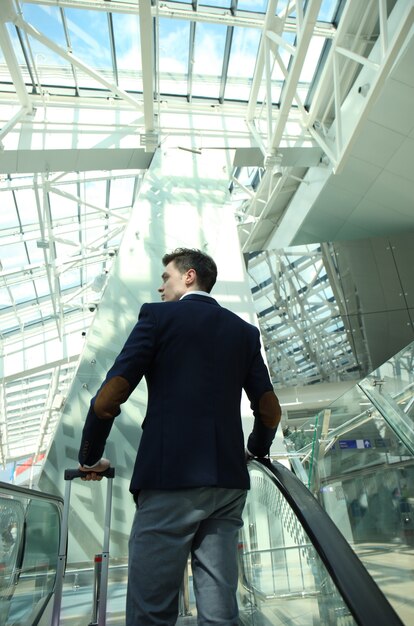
339 439 371 449
339 440 357 449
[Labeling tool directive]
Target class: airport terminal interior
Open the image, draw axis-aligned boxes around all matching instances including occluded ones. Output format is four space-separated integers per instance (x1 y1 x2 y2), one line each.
1 0 414 624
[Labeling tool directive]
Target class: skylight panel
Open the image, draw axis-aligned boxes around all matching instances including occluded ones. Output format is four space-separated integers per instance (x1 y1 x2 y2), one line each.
112 12 143 92
226 26 261 101
20 3 67 49
0 242 28 272
107 176 136 209
298 35 325 83
25 240 47 266
29 277 51 299
49 188 80 220
237 0 267 12
199 0 233 7
192 22 227 99
319 0 340 22
1 193 19 228
249 263 271 286
64 8 112 71
0 288 11 310
83 179 107 215
59 268 81 292
7 17 72 86
158 18 190 97
14 189 38 226
9 282 37 306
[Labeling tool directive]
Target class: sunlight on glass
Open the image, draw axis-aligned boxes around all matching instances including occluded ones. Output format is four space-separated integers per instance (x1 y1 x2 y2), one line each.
24 240 44 266
108 178 135 209
158 18 189 96
49 184 79 219
59 268 81 291
0 243 27 271
14 189 39 226
226 26 261 101
10 283 37 305
1 193 19 228
112 12 143 92
238 0 267 11
32 277 51 299
300 37 325 82
20 4 67 48
5 21 67 73
193 22 226 98
319 0 340 22
199 0 232 7
65 8 112 69
0 288 11 308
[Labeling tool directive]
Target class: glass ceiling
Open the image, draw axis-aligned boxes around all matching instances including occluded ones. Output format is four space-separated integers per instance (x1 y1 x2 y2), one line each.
1 0 378 476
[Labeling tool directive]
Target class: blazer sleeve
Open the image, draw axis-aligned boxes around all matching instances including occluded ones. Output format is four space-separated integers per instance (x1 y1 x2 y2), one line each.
243 330 282 457
78 303 157 466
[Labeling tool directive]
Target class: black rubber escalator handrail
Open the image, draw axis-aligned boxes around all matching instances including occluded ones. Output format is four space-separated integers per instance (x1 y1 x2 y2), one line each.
0 480 63 505
251 458 404 626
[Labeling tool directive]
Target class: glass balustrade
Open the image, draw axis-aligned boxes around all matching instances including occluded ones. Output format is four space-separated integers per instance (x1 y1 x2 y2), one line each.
0 482 62 626
238 463 357 626
284 340 414 624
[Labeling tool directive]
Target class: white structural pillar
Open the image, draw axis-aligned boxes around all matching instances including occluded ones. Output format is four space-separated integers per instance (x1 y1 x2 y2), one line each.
39 144 263 564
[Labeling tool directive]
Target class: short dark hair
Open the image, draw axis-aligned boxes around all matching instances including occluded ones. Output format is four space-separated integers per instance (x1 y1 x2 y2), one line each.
162 248 217 293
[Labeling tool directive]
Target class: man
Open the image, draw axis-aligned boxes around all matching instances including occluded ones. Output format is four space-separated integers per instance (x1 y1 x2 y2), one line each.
78 247 281 626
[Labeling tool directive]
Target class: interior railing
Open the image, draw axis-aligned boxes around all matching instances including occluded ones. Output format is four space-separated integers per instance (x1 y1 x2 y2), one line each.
238 459 405 626
0 480 63 626
284 340 414 624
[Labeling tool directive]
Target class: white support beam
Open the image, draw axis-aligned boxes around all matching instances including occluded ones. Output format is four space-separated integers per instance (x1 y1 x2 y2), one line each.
49 186 128 222
1 356 78 384
246 0 279 122
269 0 323 153
306 0 374 130
0 148 153 174
139 0 155 140
33 174 62 339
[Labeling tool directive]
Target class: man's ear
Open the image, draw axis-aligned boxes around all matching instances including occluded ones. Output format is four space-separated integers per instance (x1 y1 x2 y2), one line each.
185 268 197 286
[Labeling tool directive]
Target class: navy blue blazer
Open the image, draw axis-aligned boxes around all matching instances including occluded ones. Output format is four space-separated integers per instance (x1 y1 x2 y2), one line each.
79 294 275 493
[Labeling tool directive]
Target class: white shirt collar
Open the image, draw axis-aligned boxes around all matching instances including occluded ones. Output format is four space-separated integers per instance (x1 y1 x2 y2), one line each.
180 290 212 300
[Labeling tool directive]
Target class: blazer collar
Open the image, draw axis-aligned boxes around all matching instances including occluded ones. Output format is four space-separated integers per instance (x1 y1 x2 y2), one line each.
180 293 219 305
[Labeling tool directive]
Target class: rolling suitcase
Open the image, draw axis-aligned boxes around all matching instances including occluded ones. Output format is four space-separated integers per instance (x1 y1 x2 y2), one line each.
51 466 115 626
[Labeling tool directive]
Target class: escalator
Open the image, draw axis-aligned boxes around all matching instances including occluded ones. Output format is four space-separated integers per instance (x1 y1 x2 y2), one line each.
0 480 63 626
1 459 406 626
237 458 404 626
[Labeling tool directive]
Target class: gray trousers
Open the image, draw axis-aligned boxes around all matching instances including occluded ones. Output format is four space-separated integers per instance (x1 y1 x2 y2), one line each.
126 486 247 626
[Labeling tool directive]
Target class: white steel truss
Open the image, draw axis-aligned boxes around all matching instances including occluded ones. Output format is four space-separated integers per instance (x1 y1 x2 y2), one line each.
235 0 414 252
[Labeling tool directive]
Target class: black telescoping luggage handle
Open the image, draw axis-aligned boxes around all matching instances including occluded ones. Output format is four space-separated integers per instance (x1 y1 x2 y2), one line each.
64 467 115 480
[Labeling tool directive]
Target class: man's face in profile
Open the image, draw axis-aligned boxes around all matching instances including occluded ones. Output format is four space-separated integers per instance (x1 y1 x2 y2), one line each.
158 261 188 302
